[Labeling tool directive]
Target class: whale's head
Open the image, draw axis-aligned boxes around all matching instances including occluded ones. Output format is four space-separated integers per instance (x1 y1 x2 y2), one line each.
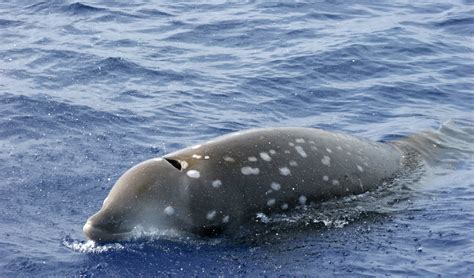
83 157 191 242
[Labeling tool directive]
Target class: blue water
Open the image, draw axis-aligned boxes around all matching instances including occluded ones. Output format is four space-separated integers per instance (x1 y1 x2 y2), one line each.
1 0 473 276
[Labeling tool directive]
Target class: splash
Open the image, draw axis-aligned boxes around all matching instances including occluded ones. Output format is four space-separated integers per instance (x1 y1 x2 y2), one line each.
63 237 124 253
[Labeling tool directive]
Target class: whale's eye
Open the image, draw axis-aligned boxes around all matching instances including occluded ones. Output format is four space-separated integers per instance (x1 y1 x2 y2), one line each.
165 158 182 170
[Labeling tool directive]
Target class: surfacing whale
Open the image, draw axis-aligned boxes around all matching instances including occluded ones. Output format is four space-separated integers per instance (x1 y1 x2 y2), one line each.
83 127 424 242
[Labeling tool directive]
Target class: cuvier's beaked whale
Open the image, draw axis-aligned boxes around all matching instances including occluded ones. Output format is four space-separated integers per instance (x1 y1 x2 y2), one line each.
83 127 421 242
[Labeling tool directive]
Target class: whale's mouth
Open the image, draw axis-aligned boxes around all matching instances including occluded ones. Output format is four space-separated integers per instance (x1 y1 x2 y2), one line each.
83 221 132 243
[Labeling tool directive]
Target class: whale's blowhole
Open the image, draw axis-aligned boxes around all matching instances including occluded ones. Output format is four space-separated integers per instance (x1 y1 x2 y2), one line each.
165 158 182 171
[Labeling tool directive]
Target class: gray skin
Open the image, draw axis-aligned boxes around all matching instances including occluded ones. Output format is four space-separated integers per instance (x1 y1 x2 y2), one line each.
83 127 405 242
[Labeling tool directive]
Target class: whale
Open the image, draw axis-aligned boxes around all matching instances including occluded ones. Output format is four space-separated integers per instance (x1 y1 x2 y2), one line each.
83 127 417 242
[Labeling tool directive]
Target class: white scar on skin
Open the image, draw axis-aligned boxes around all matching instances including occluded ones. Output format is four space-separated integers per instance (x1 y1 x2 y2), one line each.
260 152 272 161
270 182 281 191
241 166 260 175
186 170 200 178
321 156 331 166
294 145 307 158
279 167 291 176
223 156 235 162
164 206 175 216
212 180 222 188
206 210 216 220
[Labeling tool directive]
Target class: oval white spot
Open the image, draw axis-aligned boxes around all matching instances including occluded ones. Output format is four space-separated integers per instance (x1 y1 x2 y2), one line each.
241 166 260 175
279 167 291 176
223 156 235 162
270 182 281 191
248 156 257 162
206 210 216 220
337 146 343 151
321 156 331 166
186 170 200 179
295 138 305 143
212 180 222 188
164 206 175 216
204 155 210 160
269 149 276 155
289 160 298 167
260 152 272 162
222 215 230 223
192 154 202 159
288 142 295 147
267 199 276 206
323 175 329 181
294 145 307 158
180 160 189 169
357 165 364 172
299 195 307 205
332 179 340 186
326 148 332 153
284 150 291 154
281 203 289 210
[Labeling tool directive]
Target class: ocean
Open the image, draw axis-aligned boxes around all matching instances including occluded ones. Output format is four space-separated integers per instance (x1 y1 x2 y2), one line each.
0 0 473 276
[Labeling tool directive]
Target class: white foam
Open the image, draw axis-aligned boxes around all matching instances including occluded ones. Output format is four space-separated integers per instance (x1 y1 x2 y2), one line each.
64 239 124 253
164 206 175 215
241 166 260 175
294 145 307 158
279 167 291 176
212 180 222 188
321 155 331 166
270 182 281 191
186 170 200 178
260 152 272 161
